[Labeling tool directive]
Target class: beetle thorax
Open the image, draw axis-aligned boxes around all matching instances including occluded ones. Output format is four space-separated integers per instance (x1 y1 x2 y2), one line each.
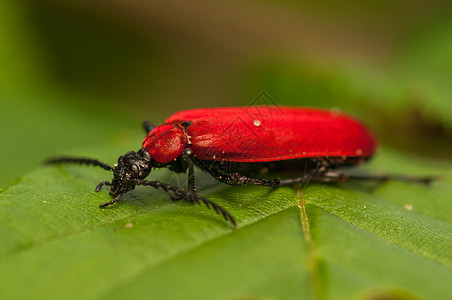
142 122 188 164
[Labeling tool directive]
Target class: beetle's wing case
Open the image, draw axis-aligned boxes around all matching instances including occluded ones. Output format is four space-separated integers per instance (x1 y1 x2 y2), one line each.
166 106 377 163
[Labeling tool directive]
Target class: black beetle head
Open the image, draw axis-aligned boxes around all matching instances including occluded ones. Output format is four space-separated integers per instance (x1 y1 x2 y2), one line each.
110 148 154 197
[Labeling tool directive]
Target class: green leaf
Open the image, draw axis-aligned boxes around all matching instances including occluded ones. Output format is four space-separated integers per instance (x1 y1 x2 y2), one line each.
0 147 451 300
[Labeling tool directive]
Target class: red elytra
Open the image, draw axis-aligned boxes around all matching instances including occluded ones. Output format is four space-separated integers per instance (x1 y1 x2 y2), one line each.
143 106 378 163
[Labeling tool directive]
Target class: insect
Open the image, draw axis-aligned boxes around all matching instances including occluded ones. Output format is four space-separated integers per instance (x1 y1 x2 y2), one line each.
46 106 433 226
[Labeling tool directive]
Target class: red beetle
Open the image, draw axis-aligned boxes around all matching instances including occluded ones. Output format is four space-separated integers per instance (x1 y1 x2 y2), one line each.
47 106 432 226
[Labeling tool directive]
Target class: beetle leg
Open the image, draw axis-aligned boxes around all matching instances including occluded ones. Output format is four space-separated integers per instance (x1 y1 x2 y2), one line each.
279 174 316 185
136 179 236 226
182 148 196 193
227 173 281 186
99 193 124 207
207 168 281 187
95 181 111 192
279 167 348 184
142 120 156 133
298 168 435 184
221 168 436 187
311 168 349 183
208 164 323 187
343 173 435 184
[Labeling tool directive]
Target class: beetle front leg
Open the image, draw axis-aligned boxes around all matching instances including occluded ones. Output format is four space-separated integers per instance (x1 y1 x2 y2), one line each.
95 181 111 192
136 179 236 226
99 193 124 207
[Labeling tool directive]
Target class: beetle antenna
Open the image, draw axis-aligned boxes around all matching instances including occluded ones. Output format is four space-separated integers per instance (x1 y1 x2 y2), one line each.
45 157 113 171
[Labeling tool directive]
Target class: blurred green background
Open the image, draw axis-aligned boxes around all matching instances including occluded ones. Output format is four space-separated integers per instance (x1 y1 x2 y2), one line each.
1 2 452 300
1 0 452 187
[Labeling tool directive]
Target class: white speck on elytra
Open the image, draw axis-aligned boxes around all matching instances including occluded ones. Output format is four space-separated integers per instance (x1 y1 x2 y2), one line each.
253 120 261 127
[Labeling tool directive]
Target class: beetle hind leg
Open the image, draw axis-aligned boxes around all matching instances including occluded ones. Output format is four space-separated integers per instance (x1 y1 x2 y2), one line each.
279 168 350 185
344 173 435 184
281 168 436 185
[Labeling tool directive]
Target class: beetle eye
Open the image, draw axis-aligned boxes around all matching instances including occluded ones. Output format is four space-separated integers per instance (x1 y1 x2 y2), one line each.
131 164 139 173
